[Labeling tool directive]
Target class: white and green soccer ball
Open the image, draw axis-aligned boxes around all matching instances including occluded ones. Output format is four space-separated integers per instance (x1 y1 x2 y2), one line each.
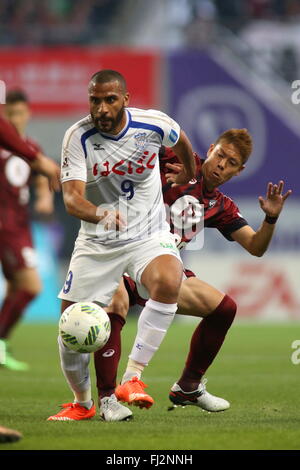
59 302 111 353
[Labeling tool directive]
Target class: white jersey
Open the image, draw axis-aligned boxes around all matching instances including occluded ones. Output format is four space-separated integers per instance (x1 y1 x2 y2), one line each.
61 107 181 245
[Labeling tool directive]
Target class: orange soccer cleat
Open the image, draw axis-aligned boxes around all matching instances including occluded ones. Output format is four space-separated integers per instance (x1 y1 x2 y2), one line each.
47 402 96 421
115 377 154 409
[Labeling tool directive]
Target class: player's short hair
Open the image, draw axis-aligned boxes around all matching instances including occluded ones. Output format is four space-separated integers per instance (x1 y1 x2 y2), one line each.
89 69 127 93
6 89 29 105
214 128 252 164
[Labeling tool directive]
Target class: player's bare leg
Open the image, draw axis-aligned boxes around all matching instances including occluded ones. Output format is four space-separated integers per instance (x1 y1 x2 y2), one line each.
176 277 224 317
116 255 182 409
169 277 236 412
0 268 41 371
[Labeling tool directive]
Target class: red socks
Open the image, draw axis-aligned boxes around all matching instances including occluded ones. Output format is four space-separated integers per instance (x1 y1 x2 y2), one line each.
0 290 36 339
178 295 237 391
93 297 236 397
94 313 125 399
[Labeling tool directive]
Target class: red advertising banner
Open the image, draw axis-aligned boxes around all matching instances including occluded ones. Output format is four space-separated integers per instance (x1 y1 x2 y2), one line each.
0 47 160 115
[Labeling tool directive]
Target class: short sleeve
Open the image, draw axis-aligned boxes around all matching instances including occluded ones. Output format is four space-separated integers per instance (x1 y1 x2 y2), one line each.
152 110 181 148
216 199 249 241
61 128 87 183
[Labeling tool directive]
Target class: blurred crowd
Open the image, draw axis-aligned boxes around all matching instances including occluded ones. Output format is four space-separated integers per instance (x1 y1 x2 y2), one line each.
214 0 300 31
1 0 300 46
0 0 122 45
0 0 299 85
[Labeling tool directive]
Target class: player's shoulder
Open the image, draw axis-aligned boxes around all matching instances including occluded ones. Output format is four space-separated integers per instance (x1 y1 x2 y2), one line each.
64 115 94 140
128 107 172 124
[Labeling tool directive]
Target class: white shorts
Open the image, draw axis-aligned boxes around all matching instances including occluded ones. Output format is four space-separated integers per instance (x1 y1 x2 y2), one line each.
58 231 182 305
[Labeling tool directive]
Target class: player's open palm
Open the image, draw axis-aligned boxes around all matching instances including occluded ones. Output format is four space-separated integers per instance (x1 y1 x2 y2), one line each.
258 180 292 217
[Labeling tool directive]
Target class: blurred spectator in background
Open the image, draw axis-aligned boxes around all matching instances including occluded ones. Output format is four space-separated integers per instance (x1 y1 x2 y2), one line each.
0 89 54 371
1 0 300 47
0 0 122 45
185 0 217 47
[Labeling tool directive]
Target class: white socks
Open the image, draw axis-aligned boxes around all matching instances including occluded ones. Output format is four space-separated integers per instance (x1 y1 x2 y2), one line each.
126 298 177 372
58 335 92 407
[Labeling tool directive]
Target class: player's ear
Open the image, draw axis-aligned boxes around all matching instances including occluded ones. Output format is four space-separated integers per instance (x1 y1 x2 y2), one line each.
207 144 214 157
235 164 245 176
124 92 130 107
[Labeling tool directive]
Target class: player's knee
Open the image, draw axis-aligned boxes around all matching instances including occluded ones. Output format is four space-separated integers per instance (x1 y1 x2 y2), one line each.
150 276 181 303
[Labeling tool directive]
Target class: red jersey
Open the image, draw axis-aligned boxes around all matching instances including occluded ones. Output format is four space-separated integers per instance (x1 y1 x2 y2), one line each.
0 115 37 161
0 137 41 233
159 146 248 248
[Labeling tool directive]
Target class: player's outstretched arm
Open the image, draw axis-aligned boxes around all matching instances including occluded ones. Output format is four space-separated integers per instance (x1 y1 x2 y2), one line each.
231 180 292 256
33 175 55 215
168 130 196 186
0 115 60 191
30 152 61 192
62 180 126 231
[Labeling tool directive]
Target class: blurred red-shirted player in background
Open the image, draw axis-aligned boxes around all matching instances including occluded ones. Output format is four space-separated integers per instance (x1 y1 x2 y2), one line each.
0 90 56 371
0 89 60 444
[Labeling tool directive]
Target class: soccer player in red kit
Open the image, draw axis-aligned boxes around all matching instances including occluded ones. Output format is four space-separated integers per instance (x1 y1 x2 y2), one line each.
93 128 291 420
0 90 56 370
0 91 60 443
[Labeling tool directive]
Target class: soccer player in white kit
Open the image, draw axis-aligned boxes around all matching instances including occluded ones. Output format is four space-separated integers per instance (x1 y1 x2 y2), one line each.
47 70 196 422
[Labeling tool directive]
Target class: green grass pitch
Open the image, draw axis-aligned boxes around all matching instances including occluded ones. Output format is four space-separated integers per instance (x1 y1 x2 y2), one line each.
0 319 300 450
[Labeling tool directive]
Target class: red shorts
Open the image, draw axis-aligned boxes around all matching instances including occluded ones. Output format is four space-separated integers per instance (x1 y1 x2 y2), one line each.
0 228 37 279
123 268 196 308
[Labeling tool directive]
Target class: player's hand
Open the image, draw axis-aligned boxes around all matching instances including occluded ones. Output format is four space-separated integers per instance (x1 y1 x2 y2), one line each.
96 207 127 232
165 162 191 187
30 153 61 192
259 180 292 217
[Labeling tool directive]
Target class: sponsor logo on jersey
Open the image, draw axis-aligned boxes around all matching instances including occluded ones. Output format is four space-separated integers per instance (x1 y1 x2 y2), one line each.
208 200 217 208
134 132 149 152
92 151 157 177
93 143 105 151
5 156 31 187
169 129 178 144
189 178 197 184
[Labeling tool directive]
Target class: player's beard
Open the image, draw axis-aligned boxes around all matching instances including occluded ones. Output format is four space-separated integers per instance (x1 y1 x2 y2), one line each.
94 106 125 134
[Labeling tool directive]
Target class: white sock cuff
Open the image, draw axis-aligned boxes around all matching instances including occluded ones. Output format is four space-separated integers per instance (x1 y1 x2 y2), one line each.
146 298 177 314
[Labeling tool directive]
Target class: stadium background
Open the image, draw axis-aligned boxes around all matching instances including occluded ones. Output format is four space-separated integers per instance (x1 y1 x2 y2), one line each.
0 0 299 324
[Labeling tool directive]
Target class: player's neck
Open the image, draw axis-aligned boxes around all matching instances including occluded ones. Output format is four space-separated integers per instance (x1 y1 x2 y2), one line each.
113 116 127 135
203 179 217 192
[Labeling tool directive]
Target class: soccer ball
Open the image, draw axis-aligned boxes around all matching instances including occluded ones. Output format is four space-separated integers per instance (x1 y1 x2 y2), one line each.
59 302 111 353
